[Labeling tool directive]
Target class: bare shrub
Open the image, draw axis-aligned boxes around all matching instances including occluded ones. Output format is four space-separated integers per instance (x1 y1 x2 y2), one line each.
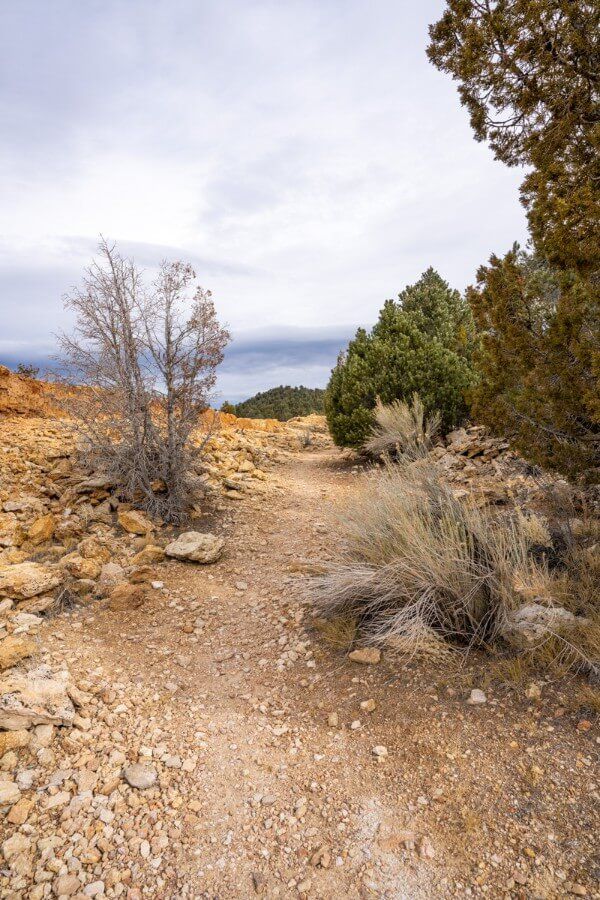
57 239 230 524
363 394 440 460
312 460 548 658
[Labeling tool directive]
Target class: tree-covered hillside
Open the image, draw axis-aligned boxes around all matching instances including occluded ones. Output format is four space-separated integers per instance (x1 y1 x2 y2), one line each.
228 386 325 421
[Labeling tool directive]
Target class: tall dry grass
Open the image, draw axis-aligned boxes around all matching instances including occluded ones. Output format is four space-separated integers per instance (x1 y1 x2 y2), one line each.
363 394 440 460
312 458 600 674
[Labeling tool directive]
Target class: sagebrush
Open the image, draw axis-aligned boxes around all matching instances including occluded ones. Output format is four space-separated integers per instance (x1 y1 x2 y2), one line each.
312 459 599 673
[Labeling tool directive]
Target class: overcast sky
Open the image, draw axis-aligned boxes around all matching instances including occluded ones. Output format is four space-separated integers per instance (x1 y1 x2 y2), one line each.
0 0 528 402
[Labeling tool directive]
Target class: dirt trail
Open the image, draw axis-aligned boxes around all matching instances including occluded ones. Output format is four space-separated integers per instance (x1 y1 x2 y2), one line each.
28 448 600 898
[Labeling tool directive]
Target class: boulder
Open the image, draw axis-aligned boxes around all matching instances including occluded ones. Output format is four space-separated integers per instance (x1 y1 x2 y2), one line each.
0 562 63 599
27 514 55 546
77 537 110 561
0 635 36 671
117 509 155 535
131 544 165 566
0 665 75 730
165 531 224 564
59 553 101 580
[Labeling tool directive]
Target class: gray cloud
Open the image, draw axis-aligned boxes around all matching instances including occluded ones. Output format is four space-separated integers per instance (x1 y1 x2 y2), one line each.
0 0 528 400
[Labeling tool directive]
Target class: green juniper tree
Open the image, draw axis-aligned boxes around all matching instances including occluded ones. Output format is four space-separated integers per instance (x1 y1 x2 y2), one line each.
428 0 600 273
428 1 599 480
325 269 476 448
468 246 599 478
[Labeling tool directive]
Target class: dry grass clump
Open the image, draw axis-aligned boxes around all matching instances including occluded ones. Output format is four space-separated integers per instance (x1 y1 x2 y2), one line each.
312 460 544 658
363 394 440 460
313 458 600 676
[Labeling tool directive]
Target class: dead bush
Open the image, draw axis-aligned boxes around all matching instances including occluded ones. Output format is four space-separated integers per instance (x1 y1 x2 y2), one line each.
57 239 229 524
363 394 440 460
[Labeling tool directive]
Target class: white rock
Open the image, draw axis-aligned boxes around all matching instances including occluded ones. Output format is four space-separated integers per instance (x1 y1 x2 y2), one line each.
506 603 581 641
0 780 20 805
0 665 75 730
467 689 487 705
2 831 29 858
123 763 157 789
165 532 224 564
84 881 105 897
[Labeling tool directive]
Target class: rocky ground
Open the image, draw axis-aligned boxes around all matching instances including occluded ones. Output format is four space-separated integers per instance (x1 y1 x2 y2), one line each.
0 405 598 899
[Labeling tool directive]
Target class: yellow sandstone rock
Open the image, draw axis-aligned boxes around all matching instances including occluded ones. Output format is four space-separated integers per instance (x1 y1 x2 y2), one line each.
131 545 165 566
60 553 102 580
27 514 55 546
0 562 63 599
117 509 155 535
0 635 36 671
0 730 30 754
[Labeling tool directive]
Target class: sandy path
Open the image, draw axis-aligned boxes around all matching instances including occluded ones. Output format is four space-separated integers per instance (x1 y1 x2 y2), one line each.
17 447 599 899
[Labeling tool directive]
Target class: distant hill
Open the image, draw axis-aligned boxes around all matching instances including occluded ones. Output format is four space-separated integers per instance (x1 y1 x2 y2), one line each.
229 385 326 421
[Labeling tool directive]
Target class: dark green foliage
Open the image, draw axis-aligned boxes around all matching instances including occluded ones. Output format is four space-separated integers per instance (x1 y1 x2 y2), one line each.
234 385 325 421
325 269 476 449
429 2 599 480
428 0 600 273
469 247 600 480
220 401 236 415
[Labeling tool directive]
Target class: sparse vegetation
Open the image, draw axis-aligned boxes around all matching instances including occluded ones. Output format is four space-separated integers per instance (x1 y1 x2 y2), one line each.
325 268 476 449
57 239 230 524
15 363 40 378
233 385 325 421
313 459 540 657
